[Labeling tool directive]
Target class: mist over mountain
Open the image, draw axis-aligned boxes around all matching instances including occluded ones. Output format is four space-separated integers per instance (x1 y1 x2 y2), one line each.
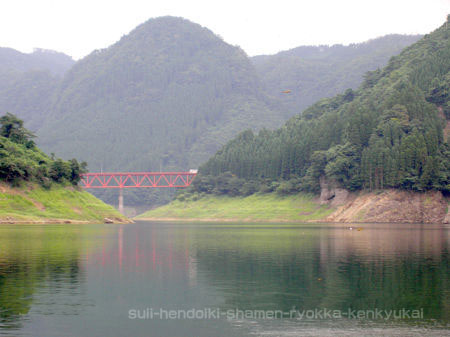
252 34 422 117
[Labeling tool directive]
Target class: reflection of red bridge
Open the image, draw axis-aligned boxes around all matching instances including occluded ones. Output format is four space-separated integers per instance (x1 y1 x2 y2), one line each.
85 226 197 284
80 171 197 213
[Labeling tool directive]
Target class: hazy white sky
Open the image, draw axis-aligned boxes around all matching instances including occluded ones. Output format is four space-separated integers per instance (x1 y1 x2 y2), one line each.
0 0 448 60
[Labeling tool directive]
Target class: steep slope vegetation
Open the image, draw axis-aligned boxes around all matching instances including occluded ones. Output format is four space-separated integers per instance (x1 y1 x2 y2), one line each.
191 17 450 197
252 35 422 117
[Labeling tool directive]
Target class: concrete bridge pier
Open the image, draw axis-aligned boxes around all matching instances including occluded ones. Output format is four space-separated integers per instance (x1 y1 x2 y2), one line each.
118 188 124 214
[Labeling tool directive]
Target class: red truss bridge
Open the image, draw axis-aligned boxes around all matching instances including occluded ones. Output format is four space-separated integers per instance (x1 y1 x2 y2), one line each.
80 171 197 189
79 171 197 214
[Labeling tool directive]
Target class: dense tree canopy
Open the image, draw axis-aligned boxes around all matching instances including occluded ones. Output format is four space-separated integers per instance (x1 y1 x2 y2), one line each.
190 17 450 197
0 113 36 147
0 113 86 186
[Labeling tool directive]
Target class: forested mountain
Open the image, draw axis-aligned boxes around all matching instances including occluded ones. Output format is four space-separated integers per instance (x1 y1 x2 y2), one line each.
37 16 281 173
0 48 74 130
252 34 422 117
192 17 450 197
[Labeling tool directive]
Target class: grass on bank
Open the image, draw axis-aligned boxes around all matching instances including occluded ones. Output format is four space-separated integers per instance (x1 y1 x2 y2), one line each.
0 182 126 223
137 193 335 222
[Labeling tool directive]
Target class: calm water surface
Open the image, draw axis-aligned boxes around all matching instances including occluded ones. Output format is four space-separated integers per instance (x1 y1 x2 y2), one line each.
0 221 448 337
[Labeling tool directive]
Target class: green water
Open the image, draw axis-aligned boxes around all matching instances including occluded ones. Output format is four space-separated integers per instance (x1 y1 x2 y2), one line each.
0 222 448 336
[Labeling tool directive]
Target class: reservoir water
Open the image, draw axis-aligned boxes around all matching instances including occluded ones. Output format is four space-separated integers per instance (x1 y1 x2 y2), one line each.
0 221 448 336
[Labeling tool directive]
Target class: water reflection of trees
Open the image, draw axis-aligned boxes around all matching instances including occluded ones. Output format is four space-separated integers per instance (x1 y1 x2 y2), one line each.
0 225 95 330
192 225 449 322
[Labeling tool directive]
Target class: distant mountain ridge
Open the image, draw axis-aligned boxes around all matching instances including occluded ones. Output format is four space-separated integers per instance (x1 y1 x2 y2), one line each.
252 34 422 117
0 48 74 130
0 47 74 76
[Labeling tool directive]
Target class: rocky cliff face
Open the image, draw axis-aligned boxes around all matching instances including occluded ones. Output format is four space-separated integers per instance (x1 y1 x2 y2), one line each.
318 176 449 224
319 176 349 207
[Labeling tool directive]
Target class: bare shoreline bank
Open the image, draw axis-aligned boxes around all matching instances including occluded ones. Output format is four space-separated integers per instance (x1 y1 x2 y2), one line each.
0 218 132 225
137 189 450 224
135 217 448 225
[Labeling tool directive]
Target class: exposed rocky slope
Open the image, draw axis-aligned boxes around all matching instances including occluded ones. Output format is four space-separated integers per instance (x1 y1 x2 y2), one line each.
324 189 449 224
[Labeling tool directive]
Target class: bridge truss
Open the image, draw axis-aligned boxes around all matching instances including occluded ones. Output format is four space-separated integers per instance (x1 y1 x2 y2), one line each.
80 172 197 189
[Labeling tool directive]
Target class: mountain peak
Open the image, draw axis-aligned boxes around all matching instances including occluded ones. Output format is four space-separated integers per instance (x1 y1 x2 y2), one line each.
38 16 275 176
120 15 218 46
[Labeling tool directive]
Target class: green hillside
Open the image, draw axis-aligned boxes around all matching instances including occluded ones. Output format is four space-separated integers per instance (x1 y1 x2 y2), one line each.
0 113 126 223
252 34 422 117
137 193 334 222
189 16 450 197
0 183 127 223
